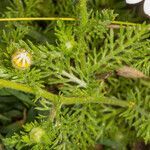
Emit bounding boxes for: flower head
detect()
[126,0,150,17]
[12,49,32,70]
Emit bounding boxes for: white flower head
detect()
[126,0,150,17]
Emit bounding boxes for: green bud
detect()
[29,127,45,143]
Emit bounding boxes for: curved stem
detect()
[0,79,58,104]
[0,79,128,107]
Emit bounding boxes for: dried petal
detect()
[116,66,148,79]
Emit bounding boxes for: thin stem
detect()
[0,17,77,22]
[0,17,144,26]
[0,79,128,107]
[112,21,141,26]
[0,17,149,29]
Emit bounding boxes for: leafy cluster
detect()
[0,0,149,150]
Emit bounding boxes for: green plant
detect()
[0,0,149,149]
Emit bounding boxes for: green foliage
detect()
[0,0,149,149]
[88,0,149,22]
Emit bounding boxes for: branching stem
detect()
[0,79,128,107]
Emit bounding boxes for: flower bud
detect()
[65,41,73,50]
[29,127,45,143]
[12,49,32,70]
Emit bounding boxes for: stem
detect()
[0,79,58,104]
[79,0,88,27]
[77,0,88,71]
[61,95,128,107]
[0,79,128,107]
[112,21,140,26]
[110,21,150,30]
[0,17,77,22]
[0,18,149,29]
